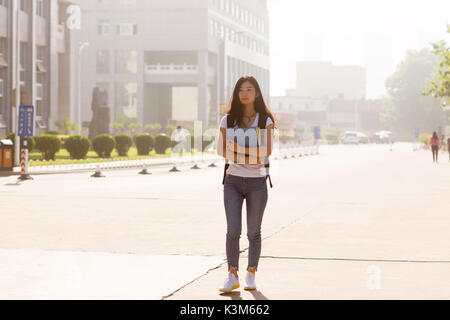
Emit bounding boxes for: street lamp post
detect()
[78,42,89,135]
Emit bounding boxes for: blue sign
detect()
[414,128,419,140]
[18,105,34,137]
[314,126,321,140]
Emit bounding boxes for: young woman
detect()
[216,76,276,293]
[430,132,440,163]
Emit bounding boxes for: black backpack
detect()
[222,113,273,188]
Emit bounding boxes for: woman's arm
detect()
[227,124,275,158]
[218,127,263,164]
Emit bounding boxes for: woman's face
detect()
[238,81,258,105]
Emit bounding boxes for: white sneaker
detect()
[219,273,240,293]
[244,272,256,291]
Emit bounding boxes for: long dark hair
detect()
[432,132,438,139]
[225,75,276,128]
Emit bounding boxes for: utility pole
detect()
[13,0,21,167]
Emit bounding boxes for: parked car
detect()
[356,132,369,144]
[376,131,395,144]
[372,133,382,144]
[342,131,359,144]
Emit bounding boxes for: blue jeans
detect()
[223,174,268,272]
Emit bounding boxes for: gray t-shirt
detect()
[220,113,273,178]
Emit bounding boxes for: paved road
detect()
[0,143,449,299]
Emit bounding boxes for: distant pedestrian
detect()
[430,132,440,163]
[447,134,450,162]
[173,126,186,157]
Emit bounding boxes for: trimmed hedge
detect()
[36,134,61,160]
[92,134,115,158]
[155,134,172,154]
[65,135,91,159]
[114,134,133,156]
[419,134,432,146]
[6,132,36,152]
[144,123,162,135]
[133,133,155,156]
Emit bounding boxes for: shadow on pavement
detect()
[219,291,243,300]
[219,289,269,300]
[3,182,22,186]
[249,290,269,300]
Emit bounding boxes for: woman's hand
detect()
[226,139,238,152]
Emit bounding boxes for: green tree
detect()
[110,112,142,135]
[423,24,450,105]
[54,119,78,135]
[144,123,162,135]
[384,48,444,135]
[379,97,398,130]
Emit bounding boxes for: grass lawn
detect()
[28,147,216,167]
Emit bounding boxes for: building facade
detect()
[271,61,380,132]
[271,95,383,132]
[0,0,81,137]
[78,0,270,130]
[286,61,366,101]
[270,95,328,131]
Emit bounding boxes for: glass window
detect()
[96,50,110,74]
[0,38,6,55]
[98,20,111,35]
[115,82,137,118]
[36,83,43,101]
[118,22,138,36]
[36,0,44,17]
[115,51,138,74]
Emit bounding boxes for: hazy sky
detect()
[267,0,450,99]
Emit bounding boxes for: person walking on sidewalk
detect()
[173,126,186,157]
[447,134,450,162]
[216,76,276,293]
[430,132,440,163]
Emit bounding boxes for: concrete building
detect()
[0,0,81,137]
[271,61,378,132]
[286,61,366,100]
[328,98,382,131]
[78,0,270,130]
[271,95,382,132]
[270,95,328,130]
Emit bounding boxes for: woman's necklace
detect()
[243,112,257,126]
